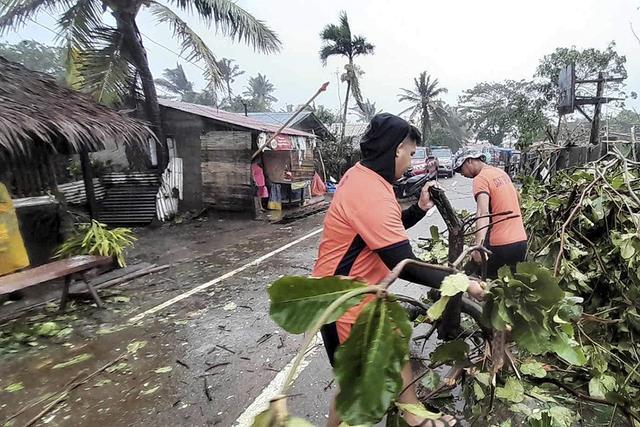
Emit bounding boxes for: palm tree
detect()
[243,73,277,112]
[0,0,280,167]
[398,72,449,144]
[319,11,374,143]
[217,57,244,103]
[155,64,195,99]
[350,98,379,123]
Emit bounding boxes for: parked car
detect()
[410,147,438,180]
[431,146,454,178]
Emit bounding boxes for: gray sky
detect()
[3,0,640,120]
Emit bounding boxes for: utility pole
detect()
[589,72,604,153]
[558,64,624,155]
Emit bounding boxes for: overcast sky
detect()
[3,0,640,120]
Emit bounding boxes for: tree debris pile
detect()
[514,152,640,425]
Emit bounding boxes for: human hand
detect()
[471,250,485,264]
[467,280,486,301]
[418,181,439,211]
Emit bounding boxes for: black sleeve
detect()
[401,203,427,229]
[377,240,450,289]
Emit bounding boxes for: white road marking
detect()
[234,334,323,427]
[128,227,323,323]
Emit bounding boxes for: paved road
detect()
[0,175,476,426]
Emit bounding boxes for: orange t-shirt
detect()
[313,163,409,324]
[472,166,527,247]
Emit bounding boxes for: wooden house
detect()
[158,99,318,213]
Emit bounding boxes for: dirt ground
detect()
[0,176,477,427]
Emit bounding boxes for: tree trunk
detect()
[421,105,429,147]
[117,12,167,169]
[227,80,233,103]
[340,78,351,145]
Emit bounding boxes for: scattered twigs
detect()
[612,147,640,208]
[204,362,230,372]
[203,377,212,402]
[24,353,126,427]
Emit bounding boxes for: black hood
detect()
[359,113,411,183]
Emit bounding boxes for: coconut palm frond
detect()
[154,77,181,94]
[74,26,137,106]
[56,0,103,52]
[150,1,223,89]
[168,0,281,53]
[0,0,60,34]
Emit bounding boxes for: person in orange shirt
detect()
[314,113,484,427]
[453,150,528,278]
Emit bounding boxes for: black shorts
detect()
[486,240,527,279]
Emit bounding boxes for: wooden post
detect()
[79,149,97,219]
[589,72,605,155]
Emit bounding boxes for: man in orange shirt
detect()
[314,114,483,427]
[453,150,527,278]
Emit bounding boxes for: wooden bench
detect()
[0,255,114,311]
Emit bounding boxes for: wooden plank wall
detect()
[290,148,315,182]
[201,131,253,210]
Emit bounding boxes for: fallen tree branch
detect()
[23,353,126,427]
[528,377,640,423]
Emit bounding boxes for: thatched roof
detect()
[0,56,154,159]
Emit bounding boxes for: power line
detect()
[138,31,209,75]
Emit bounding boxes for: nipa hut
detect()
[0,56,154,265]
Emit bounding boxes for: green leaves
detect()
[52,353,92,369]
[395,403,441,420]
[430,340,469,365]
[427,273,469,321]
[589,374,616,398]
[520,361,547,378]
[482,263,582,361]
[550,331,586,366]
[55,220,136,267]
[334,299,411,425]
[4,382,24,393]
[268,276,367,334]
[495,377,524,403]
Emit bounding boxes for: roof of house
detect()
[329,122,370,139]
[247,111,312,126]
[0,56,154,159]
[158,99,314,137]
[248,111,334,140]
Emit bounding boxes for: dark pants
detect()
[485,240,528,279]
[438,240,527,339]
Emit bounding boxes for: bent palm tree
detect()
[0,0,280,167]
[319,11,374,143]
[155,64,195,100]
[217,57,244,103]
[398,72,449,144]
[350,98,379,123]
[243,73,277,112]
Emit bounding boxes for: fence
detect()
[518,141,640,181]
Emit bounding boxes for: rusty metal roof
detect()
[158,99,314,137]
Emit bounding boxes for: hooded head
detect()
[359,113,422,183]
